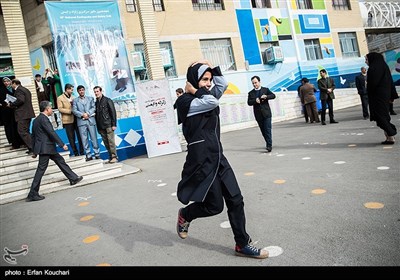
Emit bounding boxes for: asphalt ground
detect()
[1,103,399,273]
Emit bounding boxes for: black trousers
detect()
[29,153,78,197]
[321,97,334,122]
[17,118,32,150]
[64,121,84,155]
[360,94,369,118]
[181,169,250,247]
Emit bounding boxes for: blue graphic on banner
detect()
[30,48,46,78]
[44,1,135,100]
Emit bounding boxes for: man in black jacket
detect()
[94,86,118,163]
[247,76,276,152]
[355,66,369,120]
[27,101,83,202]
[318,69,338,125]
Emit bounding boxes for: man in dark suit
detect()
[355,66,369,120]
[247,76,276,152]
[10,79,36,154]
[27,101,83,202]
[318,69,338,125]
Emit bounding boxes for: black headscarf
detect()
[186,63,212,89]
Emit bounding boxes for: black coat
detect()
[11,86,35,122]
[318,77,335,100]
[176,90,240,205]
[32,113,64,155]
[95,95,117,130]
[355,74,367,95]
[247,86,276,121]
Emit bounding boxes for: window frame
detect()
[296,0,313,10]
[192,0,225,11]
[251,0,272,9]
[200,38,236,71]
[332,0,351,11]
[338,32,360,58]
[304,39,322,61]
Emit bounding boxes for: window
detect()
[125,0,165,13]
[200,39,236,71]
[43,43,58,71]
[332,0,351,11]
[339,32,360,58]
[192,0,225,11]
[153,0,165,12]
[125,0,137,12]
[304,39,322,61]
[296,0,313,9]
[251,0,271,8]
[133,42,176,81]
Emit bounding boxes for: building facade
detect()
[1,0,373,159]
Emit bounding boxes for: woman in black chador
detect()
[366,52,397,144]
[175,60,268,259]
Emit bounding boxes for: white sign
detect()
[136,79,182,158]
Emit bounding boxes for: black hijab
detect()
[186,63,212,89]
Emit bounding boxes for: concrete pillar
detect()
[136,0,165,80]
[1,0,38,114]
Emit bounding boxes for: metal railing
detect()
[363,1,400,28]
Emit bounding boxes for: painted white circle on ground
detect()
[348,144,357,147]
[334,161,346,164]
[276,154,285,157]
[220,221,231,228]
[157,183,167,187]
[263,246,283,257]
[171,192,177,196]
[302,157,311,160]
[383,146,392,149]
[320,142,328,145]
[377,166,390,170]
[356,133,364,135]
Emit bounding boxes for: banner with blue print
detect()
[44,1,135,100]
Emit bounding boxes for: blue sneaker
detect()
[176,208,190,239]
[235,243,269,259]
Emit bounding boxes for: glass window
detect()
[304,39,322,61]
[251,0,271,8]
[125,0,165,12]
[339,32,360,58]
[192,0,225,11]
[200,39,236,71]
[332,0,351,11]
[43,43,58,71]
[133,42,176,81]
[296,0,313,9]
[125,0,137,12]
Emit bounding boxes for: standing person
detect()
[0,77,22,149]
[173,88,184,124]
[175,60,268,259]
[93,86,118,163]
[247,76,276,152]
[318,69,338,125]
[365,52,397,144]
[299,78,320,123]
[355,67,369,120]
[27,101,83,202]
[34,74,49,105]
[57,83,84,156]
[297,80,309,123]
[9,79,35,154]
[72,85,100,161]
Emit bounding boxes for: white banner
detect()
[136,79,182,158]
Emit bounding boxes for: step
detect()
[0,147,32,158]
[1,156,86,178]
[0,152,71,172]
[0,164,141,205]
[1,159,105,192]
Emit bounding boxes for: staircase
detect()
[0,126,141,205]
